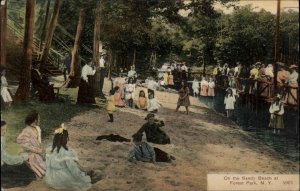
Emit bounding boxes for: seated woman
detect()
[128,133,156,163]
[136,114,170,145]
[45,124,101,191]
[16,110,46,178]
[1,121,36,188]
[128,133,175,163]
[147,93,161,113]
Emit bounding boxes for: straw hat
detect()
[289,64,298,69]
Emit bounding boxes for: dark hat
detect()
[144,113,155,120]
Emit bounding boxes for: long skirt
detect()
[153,147,175,163]
[1,87,13,102]
[200,86,208,96]
[177,96,190,107]
[77,78,95,104]
[1,163,36,189]
[114,91,125,107]
[207,87,215,97]
[270,114,284,129]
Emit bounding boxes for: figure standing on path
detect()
[167,72,174,89]
[77,62,96,104]
[192,78,199,97]
[200,77,208,97]
[16,110,46,178]
[124,77,135,108]
[207,77,215,97]
[269,95,284,134]
[99,55,107,98]
[224,89,236,118]
[63,53,71,81]
[175,81,190,115]
[1,68,13,109]
[106,89,117,122]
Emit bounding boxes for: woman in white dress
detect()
[224,89,236,118]
[124,77,135,108]
[1,69,13,109]
[45,124,101,191]
[192,78,199,97]
[207,77,215,97]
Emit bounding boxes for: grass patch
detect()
[2,87,104,154]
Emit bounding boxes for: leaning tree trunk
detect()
[93,1,101,95]
[14,0,35,103]
[0,0,7,67]
[40,0,61,71]
[39,0,51,52]
[68,8,86,87]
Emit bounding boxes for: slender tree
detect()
[69,8,86,82]
[40,0,62,70]
[39,0,51,51]
[0,0,7,67]
[14,0,36,103]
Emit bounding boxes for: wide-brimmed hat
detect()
[144,113,155,120]
[290,64,298,69]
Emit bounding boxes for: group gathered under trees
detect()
[0,0,298,104]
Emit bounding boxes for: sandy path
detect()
[7,79,298,191]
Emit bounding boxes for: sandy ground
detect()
[6,78,299,191]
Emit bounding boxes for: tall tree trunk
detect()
[14,0,35,103]
[40,0,61,71]
[0,0,7,67]
[68,8,86,87]
[39,0,51,52]
[93,1,101,64]
[132,48,136,67]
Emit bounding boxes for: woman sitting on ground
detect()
[135,90,147,110]
[16,110,46,178]
[44,124,101,191]
[1,121,36,188]
[128,133,175,163]
[136,113,170,145]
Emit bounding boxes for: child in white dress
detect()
[45,124,101,191]
[192,78,199,97]
[224,89,236,118]
[147,93,161,113]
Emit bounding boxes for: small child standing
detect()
[224,88,236,118]
[192,78,199,97]
[106,88,117,122]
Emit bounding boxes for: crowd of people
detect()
[212,61,298,105]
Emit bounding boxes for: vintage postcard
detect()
[1,0,299,190]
